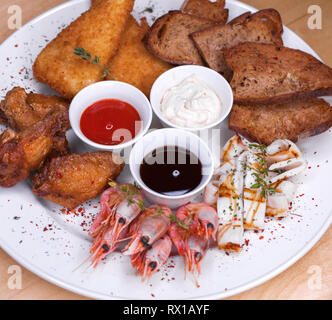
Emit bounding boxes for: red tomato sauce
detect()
[80,99,141,146]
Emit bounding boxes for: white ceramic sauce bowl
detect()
[129,128,214,209]
[69,81,152,151]
[150,65,233,131]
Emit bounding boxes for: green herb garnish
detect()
[170,213,193,231]
[119,184,145,209]
[74,47,112,79]
[140,7,153,14]
[250,173,276,198]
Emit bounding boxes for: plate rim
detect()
[0,0,331,300]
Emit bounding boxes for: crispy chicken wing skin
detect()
[0,106,69,188]
[32,152,125,209]
[33,0,134,99]
[0,87,69,131]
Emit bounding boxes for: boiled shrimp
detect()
[131,235,173,281]
[89,184,144,267]
[168,202,217,285]
[123,205,171,256]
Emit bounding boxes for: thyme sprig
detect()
[170,213,193,231]
[250,172,276,198]
[248,143,267,155]
[248,143,276,198]
[74,47,112,79]
[109,182,144,210]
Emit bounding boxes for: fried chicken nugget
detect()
[0,87,69,131]
[107,17,173,97]
[32,152,125,209]
[33,0,134,99]
[0,106,69,188]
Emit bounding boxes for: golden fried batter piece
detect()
[107,17,173,97]
[0,87,69,131]
[91,0,104,5]
[32,152,125,209]
[33,0,134,99]
[0,106,69,188]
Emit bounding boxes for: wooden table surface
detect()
[0,0,331,300]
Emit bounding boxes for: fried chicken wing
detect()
[0,87,69,131]
[33,0,134,99]
[32,152,125,209]
[0,106,69,188]
[107,17,173,97]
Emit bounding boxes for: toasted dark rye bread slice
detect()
[229,8,283,34]
[143,10,215,65]
[228,11,251,25]
[224,43,332,104]
[181,0,229,24]
[191,9,283,79]
[229,99,332,145]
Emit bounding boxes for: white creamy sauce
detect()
[160,75,222,128]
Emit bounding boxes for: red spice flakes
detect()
[14,44,18,47]
[244,239,250,246]
[259,236,264,240]
[43,227,48,232]
[56,171,62,179]
[151,293,155,298]
[308,166,311,169]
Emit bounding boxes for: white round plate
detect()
[0,0,331,300]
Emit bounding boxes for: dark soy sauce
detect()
[140,146,202,196]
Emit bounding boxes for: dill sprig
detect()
[74,47,112,79]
